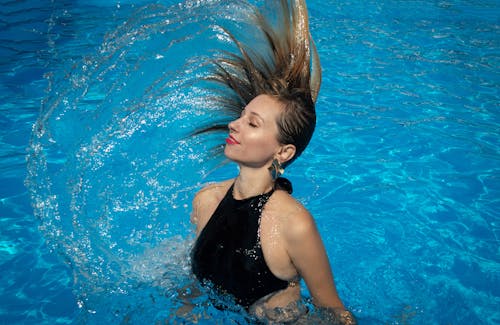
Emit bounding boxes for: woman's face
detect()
[224,94,283,168]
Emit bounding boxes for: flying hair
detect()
[195,0,322,165]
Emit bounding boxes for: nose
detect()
[228,117,240,132]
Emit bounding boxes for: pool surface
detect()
[1,0,499,324]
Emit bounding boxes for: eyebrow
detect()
[247,111,265,123]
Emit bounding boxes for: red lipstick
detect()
[225,135,239,145]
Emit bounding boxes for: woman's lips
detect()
[225,135,239,145]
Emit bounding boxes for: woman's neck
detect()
[233,167,274,200]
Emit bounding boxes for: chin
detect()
[223,146,235,160]
[224,148,245,165]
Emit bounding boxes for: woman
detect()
[190,0,355,323]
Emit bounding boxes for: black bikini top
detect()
[191,180,292,307]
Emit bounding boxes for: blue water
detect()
[1,0,499,324]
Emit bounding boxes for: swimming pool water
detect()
[1,0,499,324]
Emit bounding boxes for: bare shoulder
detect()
[193,179,233,204]
[191,179,234,234]
[268,190,317,240]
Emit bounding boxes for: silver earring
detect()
[268,158,284,180]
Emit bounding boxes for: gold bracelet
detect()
[337,310,357,325]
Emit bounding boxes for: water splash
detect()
[25,0,254,320]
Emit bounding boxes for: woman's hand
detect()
[334,308,357,325]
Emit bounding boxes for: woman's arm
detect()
[285,209,357,324]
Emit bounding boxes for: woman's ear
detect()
[277,144,296,165]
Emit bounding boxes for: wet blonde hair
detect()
[198,0,321,166]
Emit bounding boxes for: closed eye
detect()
[240,109,263,128]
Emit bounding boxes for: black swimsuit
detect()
[191,183,289,307]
